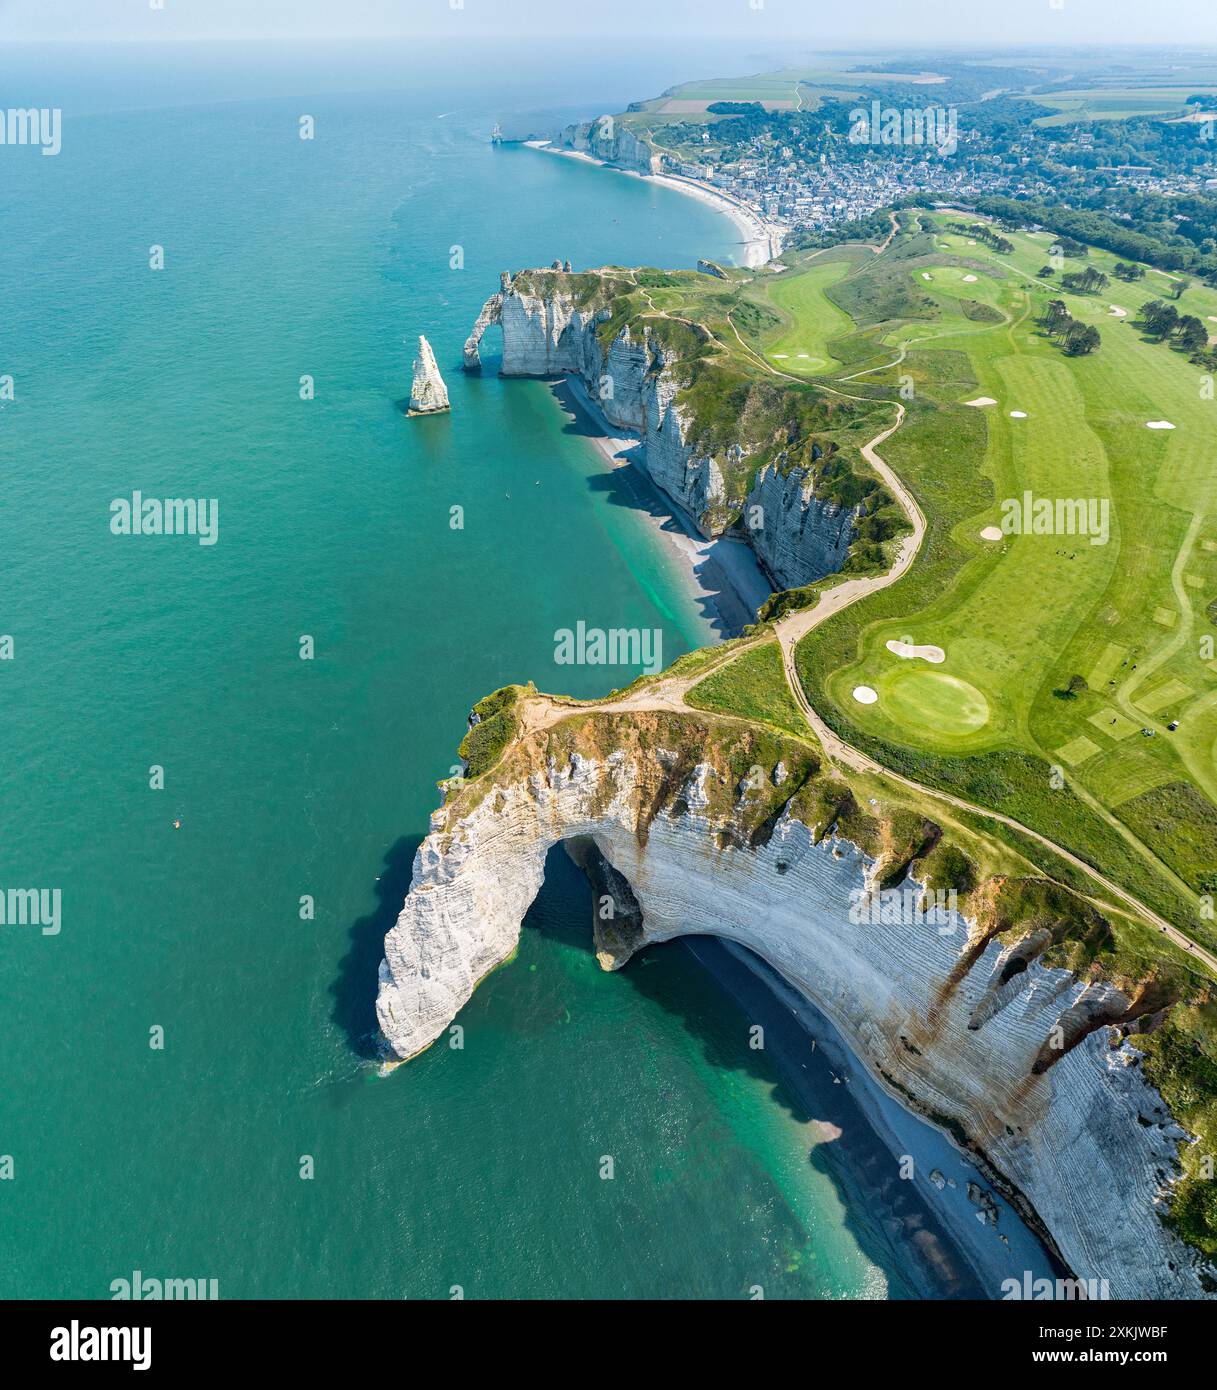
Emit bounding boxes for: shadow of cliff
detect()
[330,834,424,1059]
[549,377,769,638]
[529,844,993,1299]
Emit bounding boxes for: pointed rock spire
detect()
[408,335,450,416]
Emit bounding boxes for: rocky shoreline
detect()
[554,375,770,639]
[692,935,1065,1299]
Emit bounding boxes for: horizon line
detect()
[6,36,1217,49]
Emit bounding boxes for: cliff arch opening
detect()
[563,836,645,970]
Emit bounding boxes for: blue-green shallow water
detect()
[1,43,1033,1298]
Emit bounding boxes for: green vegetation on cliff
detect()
[457,685,520,778]
[507,263,908,561]
[686,640,807,738]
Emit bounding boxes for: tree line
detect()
[952,221,1014,253]
[971,195,1217,283]
[1038,300,1102,355]
[1137,299,1212,358]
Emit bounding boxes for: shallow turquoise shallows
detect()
[0,42,1034,1299]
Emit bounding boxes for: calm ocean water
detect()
[0,41,1036,1298]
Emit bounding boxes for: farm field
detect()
[764,212,1217,930]
[1019,85,1213,124]
[622,65,946,125]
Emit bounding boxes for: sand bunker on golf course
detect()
[1108,306,1128,317]
[962,274,978,282]
[1146,421,1176,430]
[964,396,997,407]
[852,686,879,705]
[1010,411,1028,419]
[979,526,1003,541]
[886,639,946,664]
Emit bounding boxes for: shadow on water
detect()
[330,834,424,1059]
[551,379,751,640]
[333,836,1030,1293]
[529,844,993,1298]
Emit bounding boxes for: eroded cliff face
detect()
[557,118,661,174]
[376,711,1210,1299]
[461,272,862,589]
[747,461,856,586]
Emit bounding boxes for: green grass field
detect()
[1022,87,1210,124]
[769,212,1217,921]
[686,639,810,738]
[762,260,854,374]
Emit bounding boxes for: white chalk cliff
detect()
[408,335,450,416]
[462,272,865,589]
[377,715,1213,1299]
[557,118,661,174]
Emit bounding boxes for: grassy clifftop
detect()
[436,638,1217,1264]
[506,265,906,550]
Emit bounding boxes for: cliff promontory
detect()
[376,667,1216,1299]
[462,266,906,590]
[555,117,661,174]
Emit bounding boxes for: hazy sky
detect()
[3,0,1215,46]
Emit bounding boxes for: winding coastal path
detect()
[518,394,1217,979]
[507,208,1216,977]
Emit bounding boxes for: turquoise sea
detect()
[0,40,1043,1298]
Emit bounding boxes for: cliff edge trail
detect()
[518,397,1217,980]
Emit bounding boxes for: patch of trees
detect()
[1038,299,1102,355]
[1137,300,1211,356]
[1051,234,1088,257]
[973,196,1217,283]
[954,221,1014,253]
[1059,266,1109,294]
[1113,262,1146,282]
[789,207,896,251]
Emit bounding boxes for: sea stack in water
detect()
[408,335,450,416]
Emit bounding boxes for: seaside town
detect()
[665,129,1217,245]
[540,90,1217,257]
[682,146,1012,239]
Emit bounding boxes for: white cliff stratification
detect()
[461,271,868,588]
[377,730,1211,1299]
[746,460,857,582]
[557,118,660,174]
[463,277,508,371]
[407,335,450,416]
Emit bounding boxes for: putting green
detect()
[789,205,1217,948]
[877,668,990,736]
